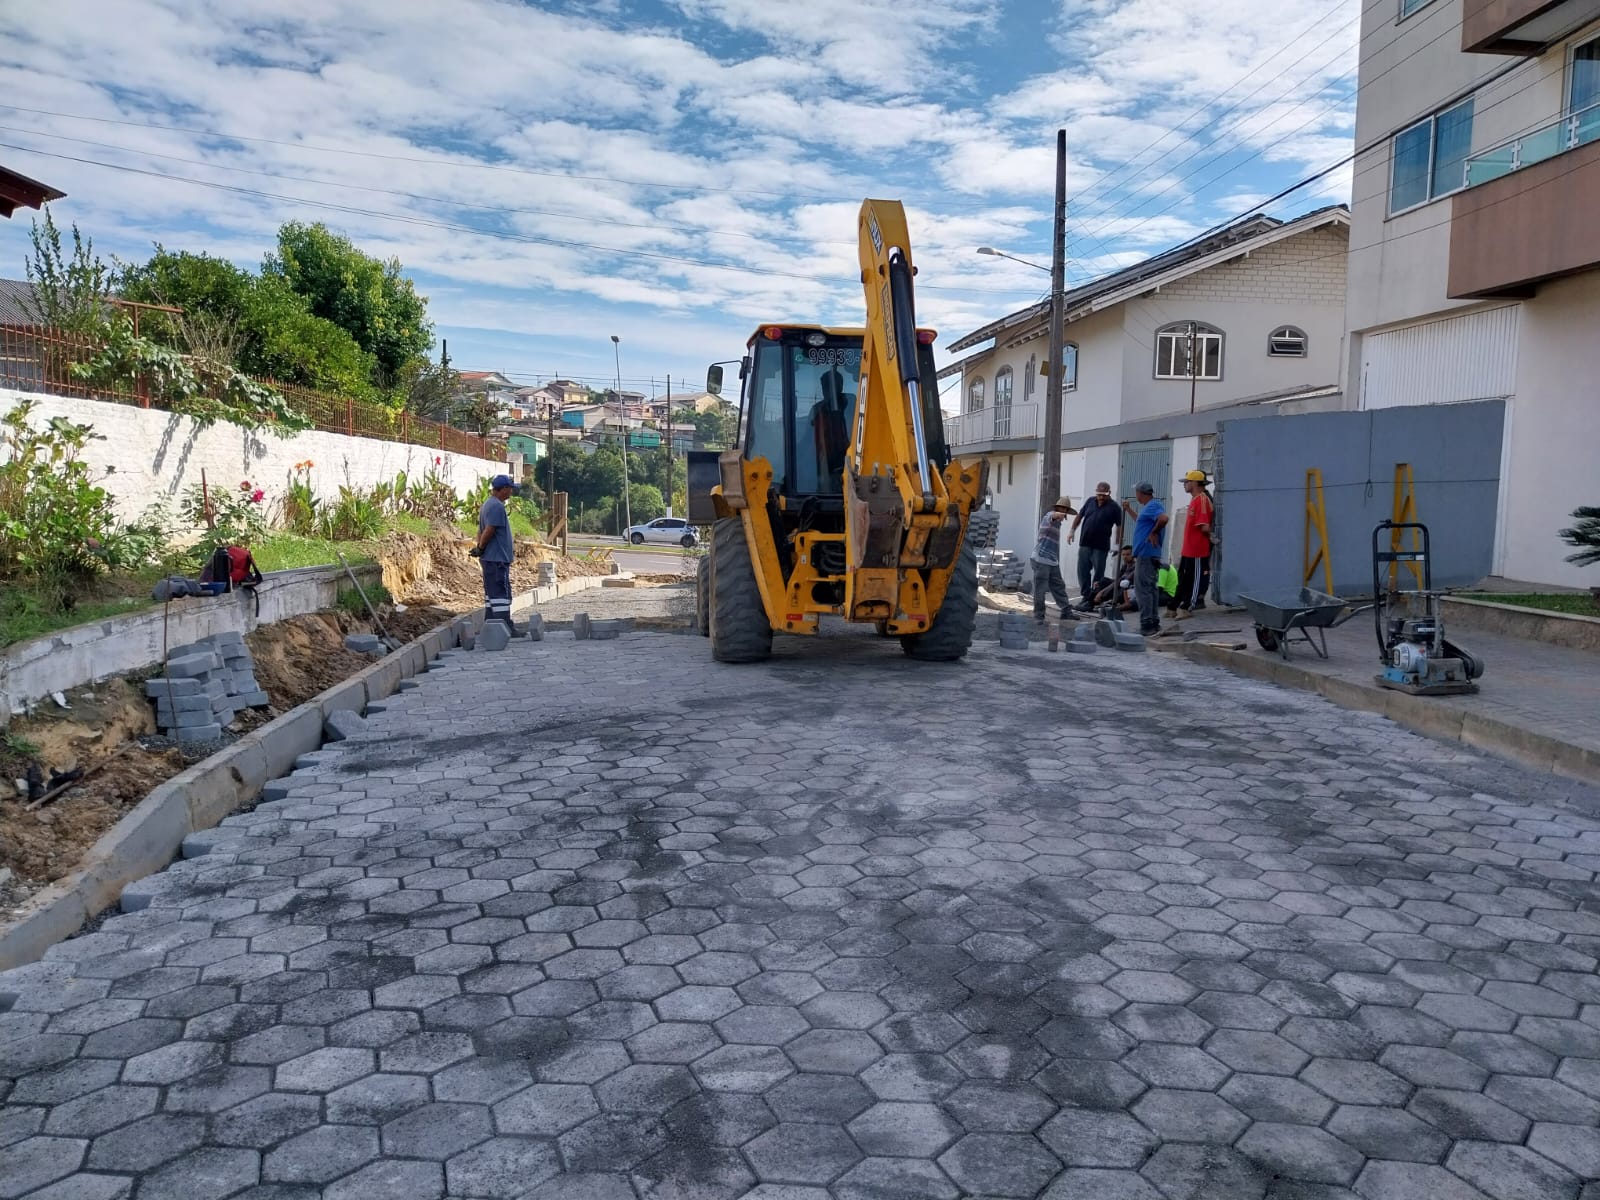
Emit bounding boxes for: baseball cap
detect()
[491,474,516,490]
[1184,470,1208,482]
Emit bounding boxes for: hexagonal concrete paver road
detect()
[3,629,1600,1198]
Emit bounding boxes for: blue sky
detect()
[0,0,1358,411]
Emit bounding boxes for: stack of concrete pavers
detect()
[537,560,556,587]
[978,547,1026,592]
[146,631,269,743]
[344,633,384,656]
[967,510,1000,550]
[997,612,1031,650]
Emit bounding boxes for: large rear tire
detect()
[710,518,772,662]
[695,555,710,637]
[901,531,979,661]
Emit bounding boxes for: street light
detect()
[611,335,632,533]
[976,246,1050,273]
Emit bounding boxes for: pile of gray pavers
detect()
[573,612,629,641]
[997,613,1032,650]
[1073,614,1145,653]
[145,631,270,743]
[978,547,1027,592]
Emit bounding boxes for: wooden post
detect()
[345,395,354,437]
[1389,463,1424,592]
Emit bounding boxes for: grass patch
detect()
[0,576,163,648]
[457,511,541,540]
[336,580,393,617]
[1460,592,1598,617]
[252,533,378,573]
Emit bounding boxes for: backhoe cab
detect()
[689,199,987,663]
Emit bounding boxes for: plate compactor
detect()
[1372,520,1483,696]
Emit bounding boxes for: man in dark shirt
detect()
[1068,481,1123,612]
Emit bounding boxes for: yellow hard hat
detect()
[1183,470,1208,482]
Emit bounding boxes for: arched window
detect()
[1268,325,1308,357]
[966,375,986,413]
[1023,353,1037,401]
[994,367,1013,408]
[1155,322,1224,380]
[1062,343,1079,392]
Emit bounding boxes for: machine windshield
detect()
[743,333,948,499]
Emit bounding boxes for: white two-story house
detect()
[943,207,1350,563]
[1344,0,1600,588]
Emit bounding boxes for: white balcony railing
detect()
[944,402,1040,447]
[1464,99,1600,187]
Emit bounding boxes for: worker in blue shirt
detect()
[1123,482,1169,636]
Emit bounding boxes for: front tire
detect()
[710,518,772,663]
[901,530,979,661]
[695,556,710,637]
[631,532,645,545]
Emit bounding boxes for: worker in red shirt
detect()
[1170,470,1214,619]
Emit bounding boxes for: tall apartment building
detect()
[1346,0,1600,587]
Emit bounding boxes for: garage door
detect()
[1360,305,1519,410]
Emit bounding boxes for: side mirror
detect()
[706,364,724,396]
[738,355,751,381]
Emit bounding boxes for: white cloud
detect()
[0,0,1356,383]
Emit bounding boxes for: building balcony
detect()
[1462,0,1600,54]
[1448,104,1600,297]
[944,402,1040,449]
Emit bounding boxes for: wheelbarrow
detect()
[1238,588,1373,660]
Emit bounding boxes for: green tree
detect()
[678,403,738,448]
[119,247,377,398]
[24,208,113,333]
[265,222,433,382]
[628,482,666,524]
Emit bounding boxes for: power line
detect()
[0,140,1045,298]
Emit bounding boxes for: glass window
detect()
[994,367,1013,408]
[1433,98,1474,197]
[1399,0,1436,17]
[1062,343,1079,392]
[966,376,985,413]
[746,341,786,490]
[1155,324,1223,380]
[1023,354,1037,401]
[1390,99,1474,212]
[1391,120,1433,212]
[1268,326,1307,357]
[1572,36,1600,114]
[791,344,859,496]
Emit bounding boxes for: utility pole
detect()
[546,397,556,525]
[1038,128,1067,522]
[1188,321,1198,415]
[664,375,673,515]
[611,335,632,530]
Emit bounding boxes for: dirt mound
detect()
[378,527,610,610]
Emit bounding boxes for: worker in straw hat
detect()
[1031,495,1078,623]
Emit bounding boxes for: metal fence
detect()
[0,323,505,461]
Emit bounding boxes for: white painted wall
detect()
[1,389,509,523]
[1504,272,1600,588]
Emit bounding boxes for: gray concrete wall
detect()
[1214,400,1506,603]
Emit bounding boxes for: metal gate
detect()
[1118,439,1171,515]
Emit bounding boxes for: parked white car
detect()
[625,517,699,547]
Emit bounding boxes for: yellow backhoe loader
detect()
[688,199,988,662]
